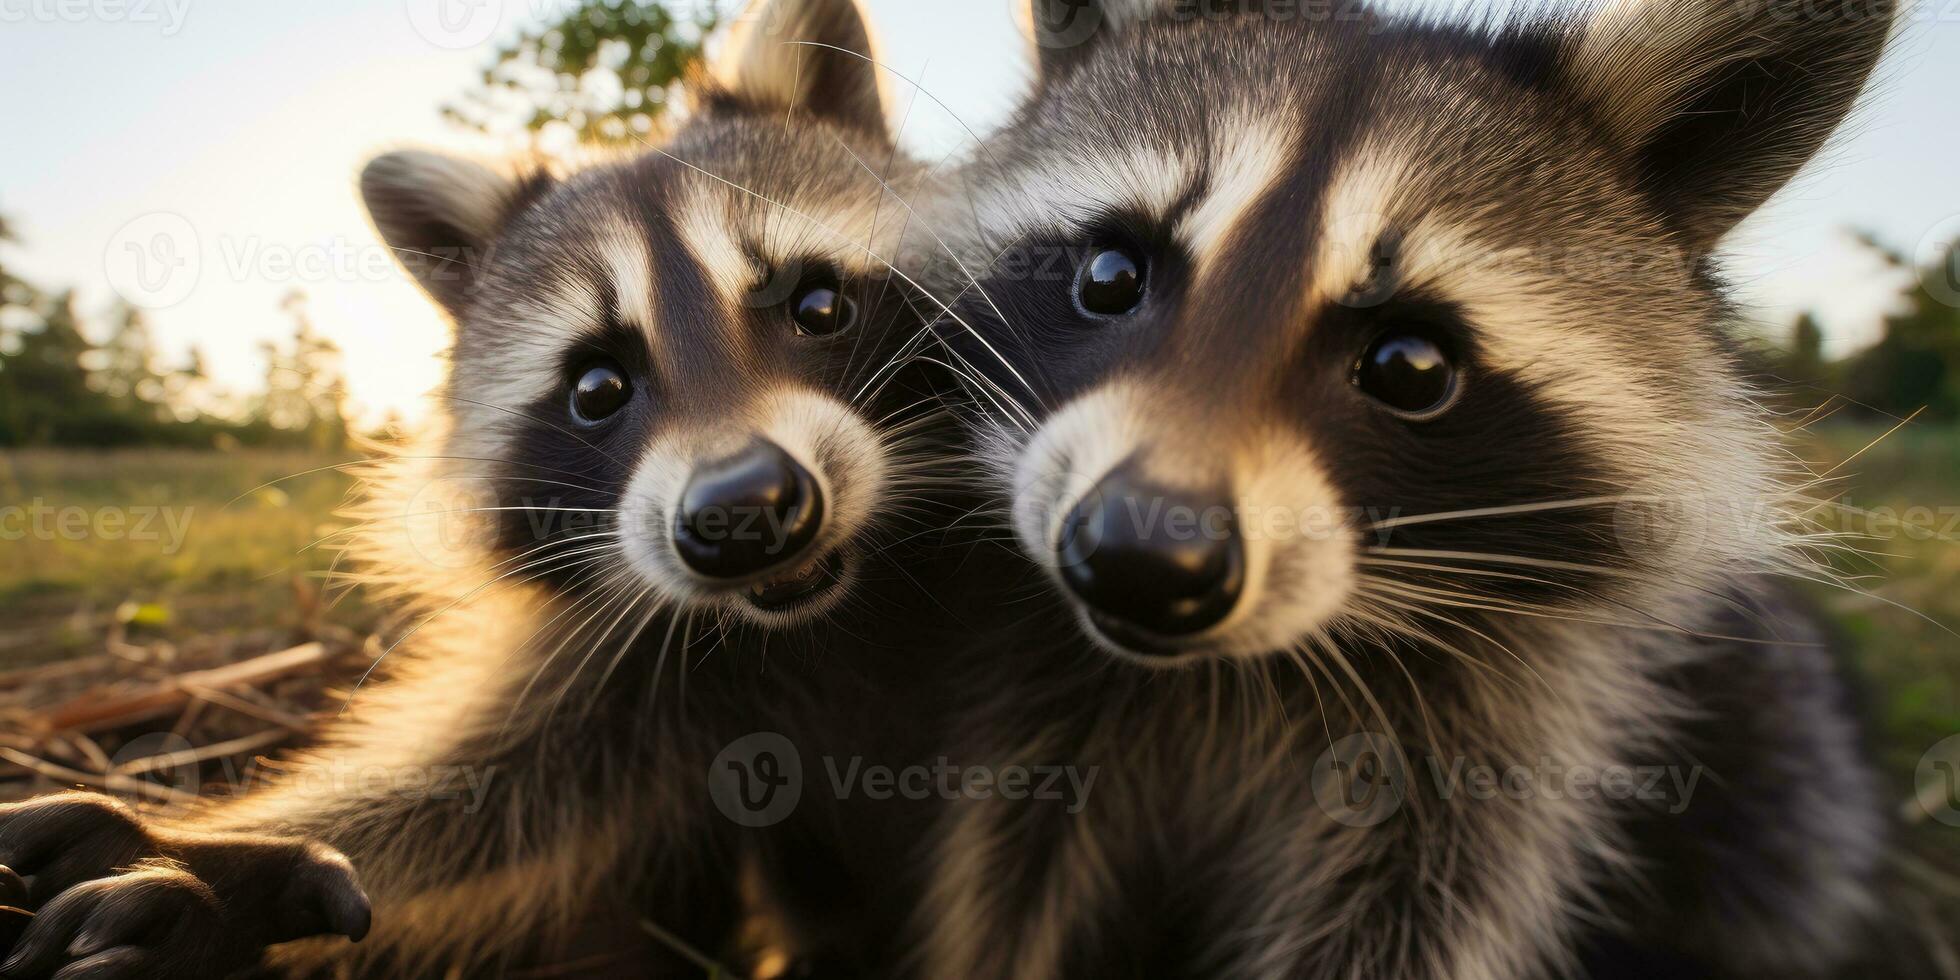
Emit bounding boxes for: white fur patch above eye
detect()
[595,219,657,332]
[675,182,759,307]
[966,140,1192,250]
[1177,113,1299,280]
[1311,149,1408,305]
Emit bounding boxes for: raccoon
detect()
[0,0,963,975]
[911,0,1897,977]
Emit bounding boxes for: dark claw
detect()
[0,867,27,909]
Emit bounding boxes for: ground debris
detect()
[0,625,373,808]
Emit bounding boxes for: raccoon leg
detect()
[1589,582,1884,977]
[167,646,714,978]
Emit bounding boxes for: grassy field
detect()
[0,448,377,667]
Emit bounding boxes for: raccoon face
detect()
[364,0,926,628]
[940,0,1892,662]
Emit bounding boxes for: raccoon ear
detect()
[360,151,547,319]
[1023,0,1167,79]
[1555,0,1893,251]
[711,0,888,137]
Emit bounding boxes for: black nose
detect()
[673,439,824,579]
[1056,463,1245,646]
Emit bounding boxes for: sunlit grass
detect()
[0,448,371,665]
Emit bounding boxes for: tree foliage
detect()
[442,0,719,145]
[1770,236,1960,422]
[0,216,351,449]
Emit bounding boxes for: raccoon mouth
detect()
[745,550,846,611]
[1082,610,1197,659]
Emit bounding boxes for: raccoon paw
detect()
[0,794,156,911]
[0,843,369,980]
[0,863,227,979]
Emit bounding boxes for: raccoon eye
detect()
[1077,246,1146,316]
[1355,333,1457,418]
[790,282,857,337]
[570,361,631,425]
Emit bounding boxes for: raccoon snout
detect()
[672,438,826,580]
[1056,461,1246,650]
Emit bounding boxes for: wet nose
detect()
[673,439,824,579]
[1056,462,1245,647]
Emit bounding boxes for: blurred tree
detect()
[442,0,719,146]
[0,290,141,445]
[1785,313,1829,384]
[0,218,345,448]
[1835,234,1960,421]
[86,303,169,410]
[256,291,349,451]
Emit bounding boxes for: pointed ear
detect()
[360,151,550,318]
[1554,0,1894,251]
[711,0,889,137]
[1023,0,1167,80]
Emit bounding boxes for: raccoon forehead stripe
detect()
[969,140,1191,244]
[1176,114,1301,280]
[1310,150,1409,305]
[597,218,657,332]
[674,181,758,304]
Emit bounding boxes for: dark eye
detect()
[1355,333,1457,417]
[570,361,631,425]
[790,281,856,336]
[1077,246,1146,316]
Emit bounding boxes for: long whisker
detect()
[817,127,1047,414]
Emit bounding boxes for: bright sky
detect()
[1,0,1955,423]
